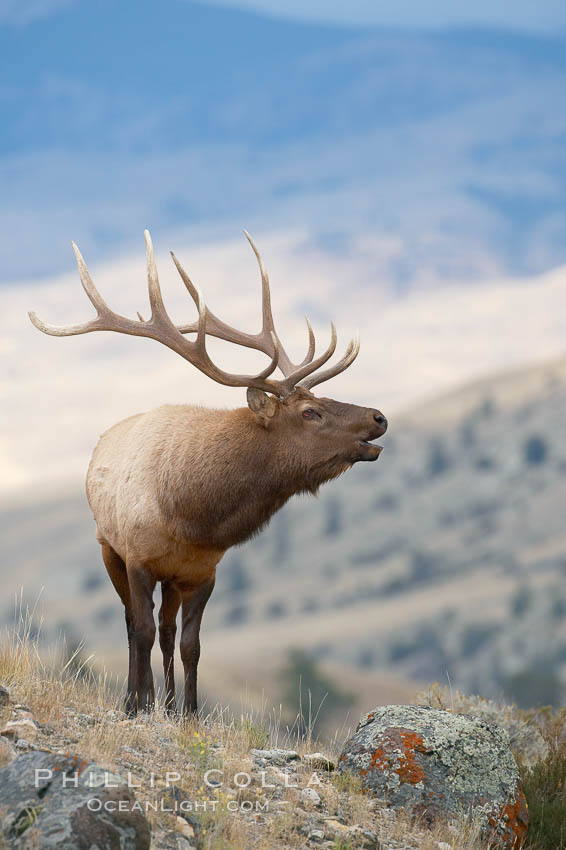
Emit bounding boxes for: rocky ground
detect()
[0,633,564,849]
[0,695,473,850]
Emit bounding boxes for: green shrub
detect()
[520,737,566,849]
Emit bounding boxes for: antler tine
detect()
[28,241,134,337]
[298,316,316,368]
[144,230,168,320]
[275,322,337,395]
[27,308,96,337]
[72,241,113,317]
[243,229,306,377]
[242,229,275,338]
[300,335,360,391]
[247,332,281,383]
[170,251,200,310]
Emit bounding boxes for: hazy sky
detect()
[2,0,566,31]
[195,0,566,33]
[1,0,565,284]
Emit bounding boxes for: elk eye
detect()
[302,408,320,420]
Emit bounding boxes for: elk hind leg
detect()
[127,564,157,713]
[179,577,216,716]
[100,542,137,714]
[159,581,181,714]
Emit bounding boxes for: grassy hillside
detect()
[2,355,566,716]
[1,630,564,850]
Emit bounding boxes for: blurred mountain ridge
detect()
[2,0,565,281]
[3,352,566,709]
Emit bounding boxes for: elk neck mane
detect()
[154,403,346,550]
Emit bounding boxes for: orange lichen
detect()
[367,746,388,773]
[488,788,529,849]
[366,730,426,786]
[396,732,426,785]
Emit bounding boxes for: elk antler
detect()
[29,231,360,397]
[170,231,359,395]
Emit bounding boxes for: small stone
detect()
[325,822,378,849]
[250,747,300,764]
[308,829,325,843]
[15,739,37,750]
[437,844,453,850]
[267,799,290,811]
[176,815,195,839]
[1,718,38,741]
[106,709,122,721]
[350,826,380,849]
[14,709,34,721]
[0,685,10,706]
[265,767,287,785]
[303,753,336,771]
[300,787,321,807]
[0,737,16,765]
[122,745,143,758]
[325,819,349,833]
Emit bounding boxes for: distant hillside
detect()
[1,1,565,282]
[2,355,566,711]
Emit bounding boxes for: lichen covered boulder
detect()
[0,751,151,849]
[337,704,528,848]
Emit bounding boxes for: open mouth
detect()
[356,438,383,462]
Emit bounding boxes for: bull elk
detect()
[29,230,387,715]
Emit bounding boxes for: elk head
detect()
[29,229,387,481]
[247,386,386,486]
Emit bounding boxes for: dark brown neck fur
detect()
[156,405,349,550]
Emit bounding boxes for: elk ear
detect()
[247,388,278,426]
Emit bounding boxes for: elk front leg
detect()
[159,581,181,714]
[127,565,157,713]
[100,543,137,714]
[179,578,216,715]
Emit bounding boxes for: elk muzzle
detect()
[354,409,387,462]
